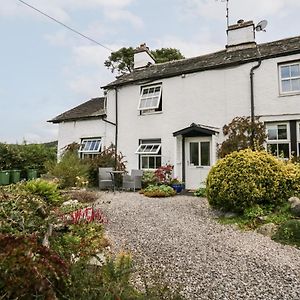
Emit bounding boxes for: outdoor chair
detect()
[122,169,143,191]
[98,167,114,190]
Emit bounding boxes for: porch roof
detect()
[173,123,219,137]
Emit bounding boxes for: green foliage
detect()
[218,202,294,231]
[194,187,206,197]
[47,151,90,188]
[243,205,265,219]
[151,48,185,64]
[206,149,293,212]
[142,184,176,198]
[0,234,69,299]
[85,145,127,186]
[50,222,107,261]
[104,46,135,74]
[0,179,185,300]
[272,220,300,247]
[0,184,52,235]
[0,142,56,175]
[104,46,185,75]
[218,116,267,158]
[142,171,158,188]
[24,179,62,205]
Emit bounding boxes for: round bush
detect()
[272,220,300,247]
[206,149,291,212]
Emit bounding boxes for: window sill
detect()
[278,91,300,98]
[138,111,163,116]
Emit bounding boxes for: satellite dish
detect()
[256,20,268,32]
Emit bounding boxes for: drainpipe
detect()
[114,88,118,170]
[250,59,262,148]
[101,88,118,170]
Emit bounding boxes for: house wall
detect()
[105,52,300,176]
[57,118,115,157]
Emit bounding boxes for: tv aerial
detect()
[255,20,268,32]
[216,0,230,29]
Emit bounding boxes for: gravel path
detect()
[96,192,300,300]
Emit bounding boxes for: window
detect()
[189,141,210,166]
[136,139,162,169]
[279,63,300,94]
[79,138,102,159]
[266,123,290,159]
[138,84,162,112]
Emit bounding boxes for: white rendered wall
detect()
[105,53,300,176]
[134,51,155,69]
[227,25,255,46]
[57,119,115,157]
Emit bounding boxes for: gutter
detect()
[249,58,262,148]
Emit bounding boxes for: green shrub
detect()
[24,179,62,205]
[206,149,293,212]
[143,184,176,198]
[272,220,300,247]
[142,171,158,188]
[0,234,68,299]
[47,151,90,188]
[194,187,206,197]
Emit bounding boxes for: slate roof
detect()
[103,36,300,89]
[49,97,106,123]
[173,123,220,137]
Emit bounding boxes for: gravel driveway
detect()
[96,192,300,300]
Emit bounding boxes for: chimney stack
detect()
[133,43,156,69]
[226,20,256,52]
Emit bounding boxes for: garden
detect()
[0,142,184,299]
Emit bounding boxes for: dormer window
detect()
[138,84,162,112]
[279,62,300,94]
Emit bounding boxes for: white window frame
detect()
[189,141,211,167]
[279,62,300,95]
[138,84,162,111]
[79,138,102,157]
[266,123,290,159]
[136,140,162,170]
[135,143,161,155]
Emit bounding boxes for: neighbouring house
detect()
[48,97,115,158]
[50,20,300,189]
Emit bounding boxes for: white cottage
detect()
[50,20,300,189]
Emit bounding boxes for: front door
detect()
[185,137,212,190]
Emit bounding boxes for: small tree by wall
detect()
[218,116,267,158]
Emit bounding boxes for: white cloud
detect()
[104,9,144,28]
[152,33,224,58]
[181,0,300,22]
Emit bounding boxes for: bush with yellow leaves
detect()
[206,149,300,212]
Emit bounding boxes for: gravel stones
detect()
[97,192,300,300]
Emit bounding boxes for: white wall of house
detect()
[105,52,300,185]
[57,118,115,157]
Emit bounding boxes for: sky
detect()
[1,0,300,143]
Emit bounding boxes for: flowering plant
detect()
[154,164,173,184]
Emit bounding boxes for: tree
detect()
[218,116,267,158]
[104,47,185,75]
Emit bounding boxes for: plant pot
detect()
[10,169,21,184]
[27,169,38,180]
[171,183,183,193]
[0,170,10,185]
